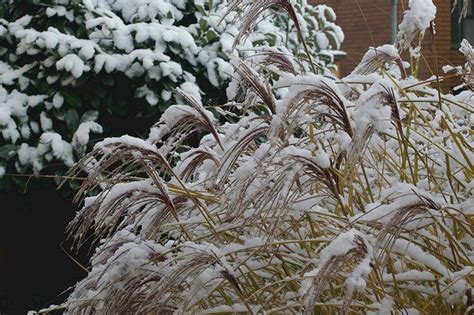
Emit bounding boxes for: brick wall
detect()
[311,0,465,90]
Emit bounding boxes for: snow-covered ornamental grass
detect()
[0,0,342,189]
[59,0,473,314]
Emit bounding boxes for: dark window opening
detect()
[452,0,474,48]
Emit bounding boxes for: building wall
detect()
[311,0,465,90]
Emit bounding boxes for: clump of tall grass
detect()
[58,1,473,314]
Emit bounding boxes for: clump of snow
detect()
[351,45,402,75]
[72,121,103,152]
[397,0,436,51]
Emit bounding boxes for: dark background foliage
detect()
[0,0,228,191]
[0,182,89,314]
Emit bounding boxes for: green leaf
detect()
[65,109,80,132]
[80,110,99,123]
[217,51,230,61]
[265,33,277,46]
[0,145,18,161]
[325,31,338,50]
[324,7,336,22]
[53,173,62,186]
[103,76,114,86]
[94,87,106,98]
[206,30,218,43]
[91,96,101,109]
[74,75,89,87]
[62,91,82,108]
[196,5,206,16]
[110,98,129,116]
[53,108,66,121]
[68,178,81,190]
[199,18,208,31]
[36,80,49,94]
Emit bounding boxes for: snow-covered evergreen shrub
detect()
[55,1,474,313]
[0,0,343,189]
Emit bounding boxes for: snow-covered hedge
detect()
[57,1,473,313]
[0,0,343,189]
